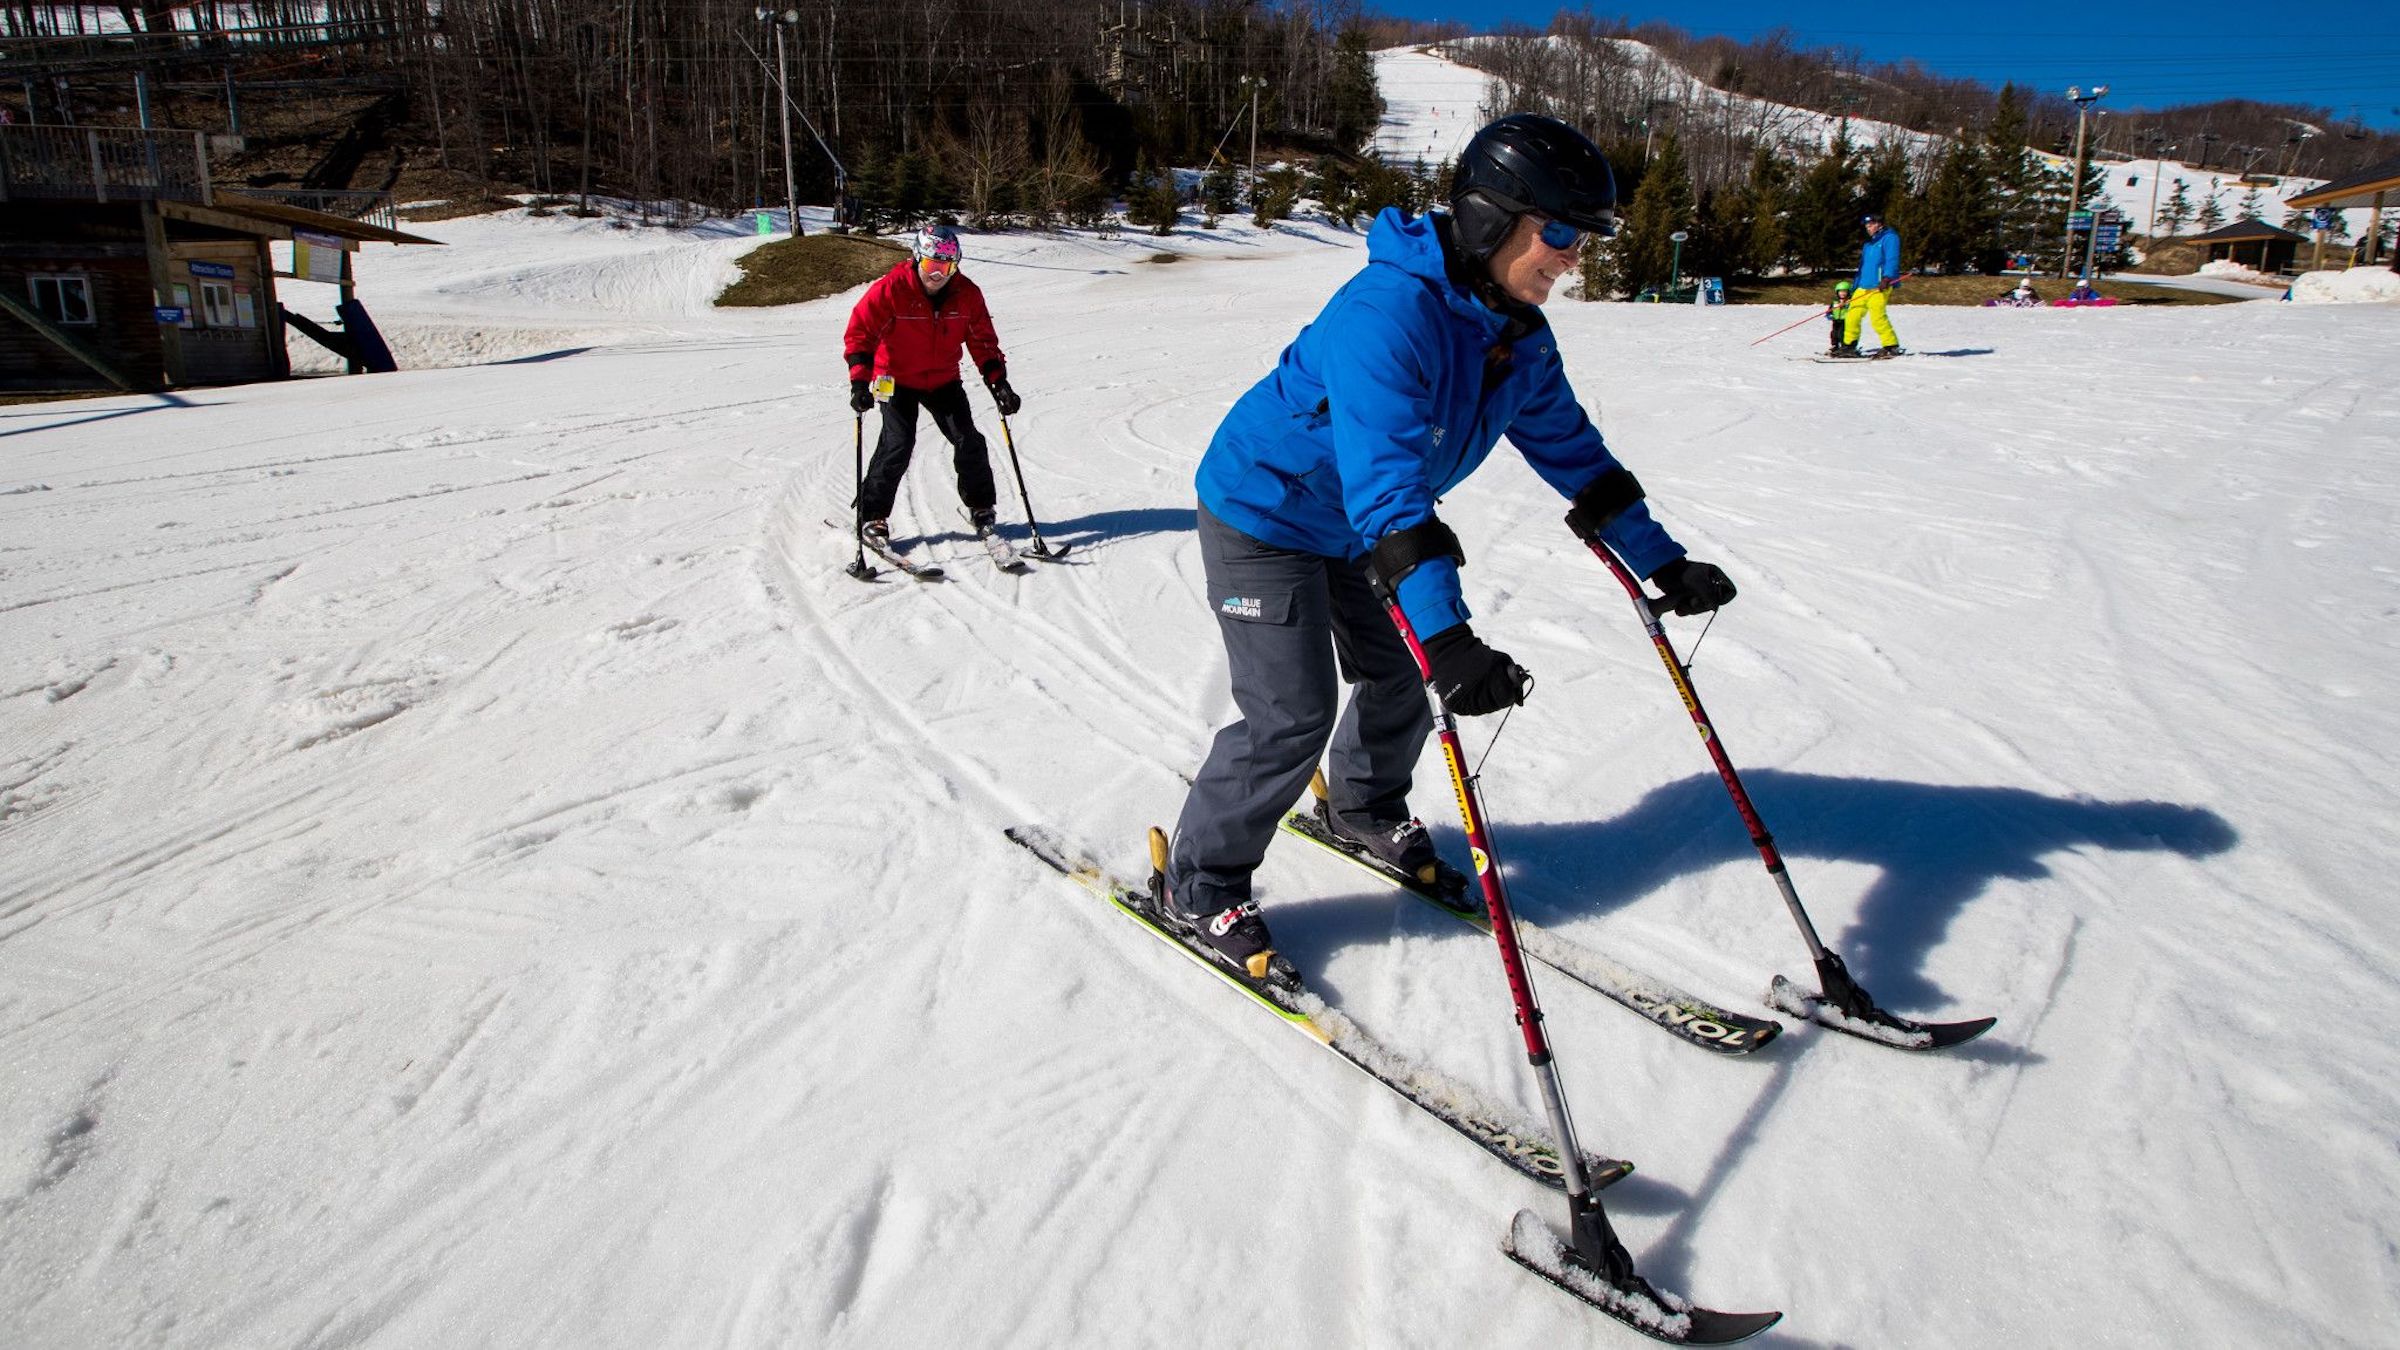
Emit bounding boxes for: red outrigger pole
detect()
[1579,538,1997,1051]
[1374,580,1781,1344]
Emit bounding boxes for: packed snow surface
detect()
[5,195,2400,1349]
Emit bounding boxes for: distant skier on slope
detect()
[1832,212,1904,359]
[842,225,1023,544]
[1163,114,1739,976]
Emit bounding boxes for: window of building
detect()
[29,274,94,325]
[201,281,237,328]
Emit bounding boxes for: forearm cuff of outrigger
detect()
[1368,517,1465,592]
[1565,467,1644,541]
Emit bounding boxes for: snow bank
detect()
[2288,267,2400,304]
[2198,258,2277,284]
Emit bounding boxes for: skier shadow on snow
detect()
[1029,505,1196,552]
[1453,770,2235,1013]
[1907,347,1996,358]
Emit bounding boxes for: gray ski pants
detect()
[1169,506,1434,917]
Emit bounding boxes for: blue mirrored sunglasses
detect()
[1536,214,1615,249]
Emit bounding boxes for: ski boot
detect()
[1315,795,1473,907]
[1148,828,1299,991]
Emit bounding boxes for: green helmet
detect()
[1834,280,1855,292]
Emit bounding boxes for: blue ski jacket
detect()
[1855,227,1903,290]
[1194,208,1682,638]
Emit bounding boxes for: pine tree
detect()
[1619,132,1695,294]
[1786,125,1861,276]
[1329,29,1384,153]
[2022,160,2077,273]
[2158,179,2195,237]
[1577,234,1625,301]
[1916,137,1991,274]
[1982,85,2043,267]
[1740,146,1789,277]
[2238,186,2264,222]
[2198,191,2226,232]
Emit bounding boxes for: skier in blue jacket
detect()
[1166,114,1738,979]
[1833,213,1904,357]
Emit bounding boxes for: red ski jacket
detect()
[842,262,1006,393]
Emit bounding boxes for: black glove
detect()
[1423,623,1529,717]
[988,377,1022,416]
[1649,557,1737,616]
[849,379,875,414]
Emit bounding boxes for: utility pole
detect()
[2060,84,2107,279]
[2146,141,2174,239]
[759,8,803,237]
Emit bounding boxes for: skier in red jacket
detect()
[842,225,1021,542]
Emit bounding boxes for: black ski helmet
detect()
[1449,114,1618,261]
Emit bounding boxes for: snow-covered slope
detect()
[1376,44,2381,240]
[5,199,2399,1348]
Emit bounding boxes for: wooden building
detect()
[2284,153,2400,269]
[1,124,437,394]
[2183,217,2309,275]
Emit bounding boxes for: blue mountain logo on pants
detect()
[1220,596,1264,619]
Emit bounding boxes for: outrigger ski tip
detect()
[1504,1211,1782,1345]
[1765,974,1997,1051]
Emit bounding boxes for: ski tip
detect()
[1765,975,1998,1052]
[1502,1212,1783,1344]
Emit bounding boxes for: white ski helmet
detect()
[913,224,963,264]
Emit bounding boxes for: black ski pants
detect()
[859,379,997,523]
[1169,506,1433,918]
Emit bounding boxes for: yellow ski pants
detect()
[1842,287,1899,349]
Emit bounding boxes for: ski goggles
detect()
[918,255,958,274]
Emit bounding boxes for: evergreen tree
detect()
[2238,186,2264,221]
[1128,157,1181,235]
[1916,137,1991,274]
[2197,191,2226,232]
[2021,160,2077,272]
[1618,132,1695,294]
[1355,159,1413,225]
[1786,126,1861,275]
[1253,165,1304,227]
[1740,145,1789,277]
[1858,139,1910,222]
[1202,164,1240,216]
[1329,29,1384,152]
[1308,156,1354,226]
[1982,85,2043,266]
[1687,185,1743,283]
[2157,179,2195,237]
[846,144,892,233]
[1577,233,1625,301]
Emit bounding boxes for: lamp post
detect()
[1237,75,1266,205]
[758,8,802,237]
[2060,84,2107,279]
[1669,229,1688,298]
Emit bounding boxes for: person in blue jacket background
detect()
[1834,212,1904,357]
[1165,114,1739,981]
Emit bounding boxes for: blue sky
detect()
[1376,3,2400,132]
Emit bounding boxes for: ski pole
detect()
[995,413,1061,559]
[1747,310,1824,347]
[1369,580,1645,1299]
[845,411,873,581]
[1577,536,1994,1049]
